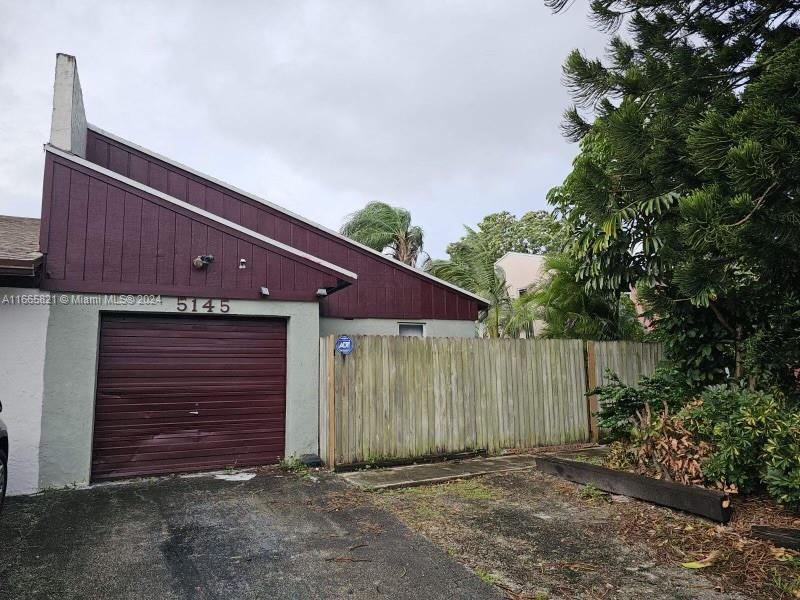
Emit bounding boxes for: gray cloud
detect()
[0,0,606,258]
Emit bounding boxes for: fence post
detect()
[325,335,336,468]
[585,341,599,442]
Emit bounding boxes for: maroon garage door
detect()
[92,313,287,480]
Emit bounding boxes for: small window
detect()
[399,323,424,337]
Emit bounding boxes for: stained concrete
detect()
[340,454,538,490]
[0,469,501,600]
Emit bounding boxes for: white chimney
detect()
[49,53,87,157]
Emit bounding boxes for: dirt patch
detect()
[372,469,799,599]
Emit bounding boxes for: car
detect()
[0,401,7,513]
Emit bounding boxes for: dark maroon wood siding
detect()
[85,129,482,320]
[40,152,347,300]
[92,313,286,480]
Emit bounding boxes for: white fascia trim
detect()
[45,144,358,282]
[87,123,489,305]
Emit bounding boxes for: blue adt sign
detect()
[335,335,354,355]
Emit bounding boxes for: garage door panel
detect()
[93,427,285,447]
[93,432,285,456]
[95,407,287,423]
[92,451,284,479]
[93,423,286,444]
[92,313,287,480]
[94,396,287,410]
[99,324,286,337]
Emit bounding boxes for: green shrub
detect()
[683,386,800,506]
[594,366,694,441]
[762,410,800,505]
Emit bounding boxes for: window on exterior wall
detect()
[398,323,424,337]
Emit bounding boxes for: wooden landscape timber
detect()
[750,526,800,550]
[535,455,733,523]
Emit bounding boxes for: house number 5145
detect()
[176,297,230,313]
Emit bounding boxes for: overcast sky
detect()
[0,1,606,259]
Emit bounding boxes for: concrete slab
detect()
[340,454,538,490]
[0,469,501,600]
[547,445,609,461]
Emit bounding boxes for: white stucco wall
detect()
[320,317,477,338]
[49,54,87,158]
[38,294,320,490]
[0,289,50,495]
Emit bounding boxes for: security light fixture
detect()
[239,258,248,269]
[192,255,214,270]
[260,287,270,297]
[316,288,328,298]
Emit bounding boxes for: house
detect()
[495,251,546,336]
[0,54,486,494]
[494,252,546,299]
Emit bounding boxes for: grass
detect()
[570,454,605,466]
[577,484,608,501]
[474,568,499,585]
[394,479,496,501]
[278,457,309,475]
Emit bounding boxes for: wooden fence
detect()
[319,336,664,467]
[585,341,665,440]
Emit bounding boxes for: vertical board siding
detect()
[325,336,594,465]
[86,130,480,321]
[41,154,341,300]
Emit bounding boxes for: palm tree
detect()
[340,202,424,266]
[532,254,643,340]
[425,236,512,338]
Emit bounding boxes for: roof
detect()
[0,215,42,266]
[88,123,489,307]
[45,144,358,284]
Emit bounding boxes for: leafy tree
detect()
[340,202,424,266]
[531,253,644,340]
[425,235,511,337]
[446,210,562,265]
[548,0,800,385]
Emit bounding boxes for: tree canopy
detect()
[340,201,424,266]
[548,0,800,385]
[445,211,562,265]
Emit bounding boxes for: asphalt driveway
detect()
[0,469,500,600]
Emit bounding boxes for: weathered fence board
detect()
[589,340,664,387]
[585,341,665,440]
[326,336,594,465]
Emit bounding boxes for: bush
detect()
[683,386,800,506]
[599,377,800,506]
[594,366,694,441]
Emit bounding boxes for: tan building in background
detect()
[495,252,546,298]
[495,252,547,336]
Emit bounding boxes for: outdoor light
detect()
[260,287,270,297]
[192,255,214,270]
[316,288,328,298]
[239,258,248,269]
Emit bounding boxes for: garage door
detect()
[92,313,287,480]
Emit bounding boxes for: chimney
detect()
[49,53,87,157]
